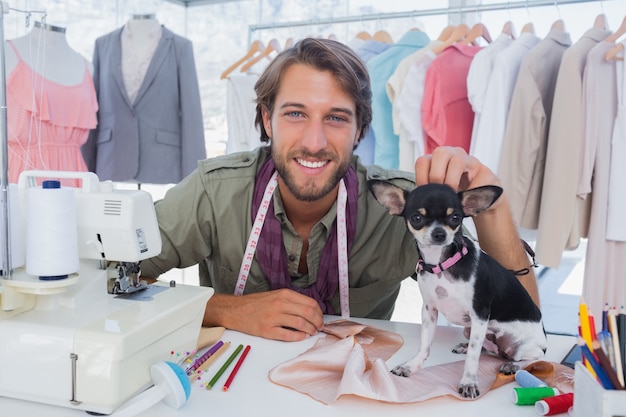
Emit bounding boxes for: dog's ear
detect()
[367,180,407,216]
[458,185,503,217]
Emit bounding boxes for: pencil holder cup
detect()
[573,362,626,417]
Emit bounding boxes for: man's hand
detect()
[415,146,501,198]
[202,289,324,342]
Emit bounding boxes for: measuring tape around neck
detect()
[234,171,350,318]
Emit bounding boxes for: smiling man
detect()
[140,38,538,342]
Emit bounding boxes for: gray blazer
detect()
[82,26,206,184]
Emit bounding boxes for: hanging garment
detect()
[497,29,572,229]
[6,40,97,186]
[395,49,438,171]
[422,43,481,155]
[606,40,626,243]
[578,41,626,316]
[466,34,513,157]
[535,27,611,268]
[351,40,392,165]
[225,74,261,153]
[470,32,540,173]
[82,26,205,184]
[368,30,431,169]
[388,40,443,172]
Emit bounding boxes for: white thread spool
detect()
[25,180,79,279]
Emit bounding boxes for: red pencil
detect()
[589,313,598,341]
[222,345,251,391]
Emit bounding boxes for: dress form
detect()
[122,14,162,103]
[5,21,90,86]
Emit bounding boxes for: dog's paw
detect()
[452,342,469,354]
[458,382,480,398]
[390,364,414,377]
[499,361,520,375]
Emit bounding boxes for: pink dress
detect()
[7,40,98,187]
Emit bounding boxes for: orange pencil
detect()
[222,345,251,391]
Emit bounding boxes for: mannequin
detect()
[121,14,162,103]
[5,21,98,185]
[5,21,91,85]
[83,13,206,185]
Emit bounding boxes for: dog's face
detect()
[403,184,465,248]
[368,181,503,248]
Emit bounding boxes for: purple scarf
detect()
[252,157,358,314]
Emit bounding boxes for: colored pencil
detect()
[608,307,625,387]
[206,344,243,390]
[603,302,610,333]
[579,298,596,376]
[617,306,626,377]
[592,340,624,390]
[589,313,597,341]
[579,337,615,389]
[186,340,224,375]
[189,341,230,382]
[222,344,251,391]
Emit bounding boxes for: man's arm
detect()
[415,146,539,307]
[202,289,324,342]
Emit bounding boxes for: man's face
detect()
[262,63,360,202]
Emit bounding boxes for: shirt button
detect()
[288,254,296,262]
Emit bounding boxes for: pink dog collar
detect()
[416,245,469,276]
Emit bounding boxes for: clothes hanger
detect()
[594,13,608,30]
[239,38,281,73]
[463,23,492,45]
[521,22,535,34]
[373,30,393,44]
[605,42,624,61]
[220,39,265,79]
[501,21,516,39]
[284,37,294,49]
[550,19,566,32]
[355,30,372,40]
[604,16,626,43]
[432,23,469,54]
[437,25,454,42]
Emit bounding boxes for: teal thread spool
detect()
[512,386,559,405]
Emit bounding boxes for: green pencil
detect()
[206,344,243,390]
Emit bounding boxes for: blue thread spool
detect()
[515,369,548,388]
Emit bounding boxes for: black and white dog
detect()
[368,181,547,399]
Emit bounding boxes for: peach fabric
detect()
[269,319,574,405]
[7,40,98,187]
[421,43,481,154]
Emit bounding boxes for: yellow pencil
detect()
[579,298,596,377]
[188,341,230,383]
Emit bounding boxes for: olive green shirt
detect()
[141,147,417,319]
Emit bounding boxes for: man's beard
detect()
[271,143,351,202]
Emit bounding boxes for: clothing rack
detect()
[0,3,47,278]
[248,0,606,42]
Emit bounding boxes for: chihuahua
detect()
[368,181,547,399]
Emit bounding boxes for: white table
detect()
[0,317,575,416]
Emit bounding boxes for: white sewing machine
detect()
[0,171,213,415]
